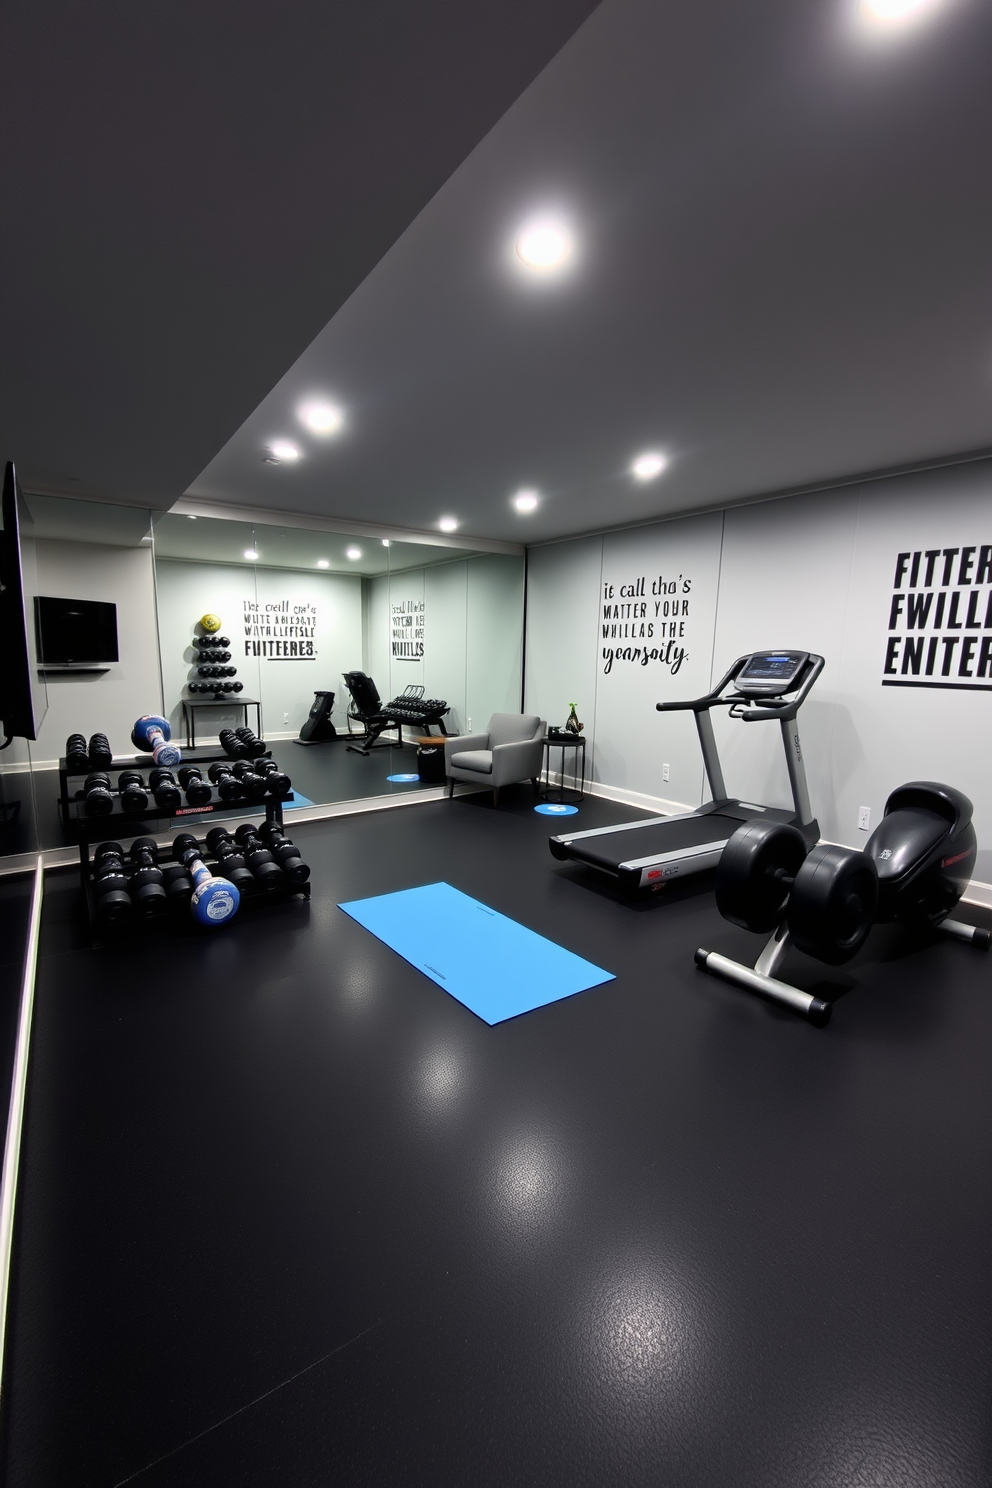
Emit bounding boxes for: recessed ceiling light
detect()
[513,489,539,513]
[857,0,945,27]
[631,451,668,482]
[298,399,344,435]
[346,546,362,560]
[515,216,574,272]
[269,440,300,462]
[438,517,459,533]
[381,539,391,548]
[244,548,259,561]
[316,559,329,569]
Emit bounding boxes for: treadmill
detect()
[549,649,823,894]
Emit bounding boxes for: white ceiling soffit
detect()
[0,0,602,509]
[190,0,992,545]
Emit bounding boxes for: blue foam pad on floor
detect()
[338,881,615,1025]
[283,791,314,809]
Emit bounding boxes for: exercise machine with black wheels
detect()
[695,780,989,1025]
[550,649,823,894]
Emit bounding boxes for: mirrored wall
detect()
[0,492,524,861]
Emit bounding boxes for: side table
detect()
[542,734,586,804]
[181,695,263,748]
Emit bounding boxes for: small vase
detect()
[565,705,583,735]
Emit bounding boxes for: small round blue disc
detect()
[387,773,421,782]
[534,802,579,816]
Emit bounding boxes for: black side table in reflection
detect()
[181,696,263,749]
[542,735,586,804]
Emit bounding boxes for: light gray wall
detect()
[6,538,161,765]
[365,556,524,735]
[154,559,363,741]
[525,461,992,890]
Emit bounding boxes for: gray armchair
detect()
[445,713,546,806]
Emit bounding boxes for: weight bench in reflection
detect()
[341,672,450,755]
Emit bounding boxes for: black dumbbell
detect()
[233,823,284,889]
[148,767,182,811]
[88,733,113,769]
[235,727,267,758]
[231,681,244,693]
[204,826,255,895]
[208,761,244,801]
[81,772,114,816]
[219,727,249,759]
[230,760,268,802]
[178,766,212,805]
[118,770,149,815]
[159,861,193,910]
[66,733,90,772]
[128,837,169,916]
[258,821,310,884]
[92,842,133,926]
[254,758,292,798]
[196,664,218,678]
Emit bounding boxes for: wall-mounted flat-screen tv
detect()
[35,596,119,665]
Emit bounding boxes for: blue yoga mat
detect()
[284,791,314,809]
[338,881,615,1025]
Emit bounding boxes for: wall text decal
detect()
[602,572,692,675]
[392,599,425,661]
[242,598,318,659]
[883,544,992,691]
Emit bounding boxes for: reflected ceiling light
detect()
[244,548,259,561]
[631,451,668,482]
[186,515,197,520]
[438,516,459,533]
[513,489,539,513]
[268,439,300,462]
[346,546,362,560]
[298,399,344,435]
[381,539,391,547]
[857,0,945,25]
[515,216,574,272]
[316,559,329,569]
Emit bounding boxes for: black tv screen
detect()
[35,595,119,665]
[0,461,48,742]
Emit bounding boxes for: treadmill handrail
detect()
[655,653,824,723]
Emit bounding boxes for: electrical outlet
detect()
[858,806,871,832]
[283,712,289,725]
[662,763,670,782]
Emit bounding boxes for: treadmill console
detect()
[735,650,810,697]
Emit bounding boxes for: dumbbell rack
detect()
[58,745,309,941]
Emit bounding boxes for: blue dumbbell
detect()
[131,714,182,767]
[172,834,240,927]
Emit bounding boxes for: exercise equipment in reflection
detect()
[695,781,990,1026]
[296,690,337,744]
[342,672,449,755]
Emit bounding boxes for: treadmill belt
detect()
[565,814,737,871]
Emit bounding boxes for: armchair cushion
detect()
[449,750,493,774]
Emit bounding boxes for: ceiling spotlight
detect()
[438,517,459,533]
[244,548,259,561]
[515,216,574,272]
[857,0,946,27]
[513,489,539,513]
[268,440,300,462]
[298,399,344,435]
[346,547,362,560]
[381,539,391,548]
[316,559,329,569]
[631,451,668,482]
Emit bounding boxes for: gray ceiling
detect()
[0,0,600,508]
[5,0,992,546]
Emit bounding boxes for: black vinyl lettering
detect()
[883,636,901,675]
[946,592,962,629]
[940,636,959,676]
[941,548,959,586]
[958,546,976,584]
[906,592,933,629]
[958,636,977,678]
[977,636,992,679]
[923,549,941,585]
[901,637,924,675]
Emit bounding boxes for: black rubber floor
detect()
[2,788,991,1486]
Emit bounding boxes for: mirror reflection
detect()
[0,492,524,860]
